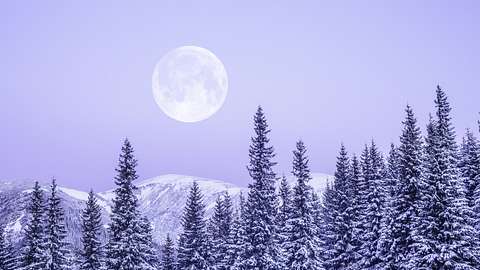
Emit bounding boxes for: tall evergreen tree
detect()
[0,228,14,270]
[384,143,400,199]
[459,129,480,244]
[208,193,234,270]
[319,181,335,265]
[237,107,281,270]
[105,138,143,270]
[284,140,322,270]
[227,193,248,270]
[348,154,362,265]
[459,129,480,212]
[137,217,158,270]
[225,207,243,270]
[411,86,478,269]
[177,182,209,270]
[379,105,423,269]
[161,234,176,270]
[357,142,384,269]
[45,178,70,270]
[276,175,292,248]
[353,146,371,240]
[325,144,355,269]
[20,181,46,270]
[80,190,103,270]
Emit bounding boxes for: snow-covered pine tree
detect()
[208,196,224,268]
[357,142,384,269]
[310,191,324,264]
[80,190,103,270]
[319,181,335,266]
[0,228,14,270]
[225,207,243,270]
[105,138,143,270]
[161,234,176,270]
[411,86,478,269]
[458,129,480,249]
[324,144,355,269]
[177,182,209,270]
[284,140,322,270]
[276,175,292,251]
[348,154,362,265]
[226,193,247,270]
[219,193,234,270]
[208,192,233,270]
[459,129,480,213]
[45,178,71,270]
[237,106,282,270]
[384,143,400,199]
[354,145,371,220]
[378,105,423,269]
[137,217,158,270]
[20,181,46,270]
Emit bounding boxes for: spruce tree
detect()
[379,105,423,269]
[161,234,176,270]
[411,86,478,269]
[228,193,247,270]
[237,106,282,270]
[219,193,234,270]
[319,181,335,265]
[138,217,158,270]
[384,143,400,199]
[325,144,355,269]
[208,193,233,270]
[177,182,209,270]
[105,138,143,270]
[225,208,243,270]
[45,178,70,270]
[80,190,103,270]
[357,142,384,269]
[348,154,362,266]
[276,175,292,249]
[284,140,322,270]
[458,129,480,249]
[459,129,480,212]
[0,228,14,270]
[21,181,46,270]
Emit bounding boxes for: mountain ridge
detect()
[0,173,333,250]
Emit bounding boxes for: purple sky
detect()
[1,1,479,191]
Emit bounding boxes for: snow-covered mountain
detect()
[0,173,333,251]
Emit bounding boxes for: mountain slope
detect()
[0,173,333,250]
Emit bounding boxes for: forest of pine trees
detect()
[1,86,480,269]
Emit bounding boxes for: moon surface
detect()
[152,46,228,122]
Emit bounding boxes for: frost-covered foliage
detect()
[283,141,322,270]
[0,228,15,270]
[160,234,176,270]
[4,87,480,270]
[80,190,103,270]
[207,193,234,270]
[45,179,71,270]
[177,182,209,270]
[20,181,47,270]
[323,144,354,269]
[105,139,157,270]
[409,86,479,269]
[378,105,423,269]
[236,106,283,270]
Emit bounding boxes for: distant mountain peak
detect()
[0,172,333,250]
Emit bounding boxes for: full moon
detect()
[152,46,228,122]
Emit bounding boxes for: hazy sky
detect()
[1,1,479,191]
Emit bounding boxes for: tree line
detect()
[1,85,480,270]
